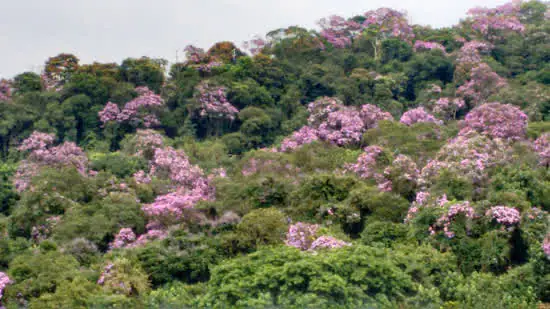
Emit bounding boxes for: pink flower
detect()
[109,228,137,249]
[286,222,319,250]
[486,206,520,226]
[400,107,443,126]
[0,272,10,301]
[310,235,351,250]
[459,102,527,141]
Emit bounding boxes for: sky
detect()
[0,0,511,78]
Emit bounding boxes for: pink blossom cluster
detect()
[17,131,55,152]
[285,222,319,250]
[196,82,239,120]
[0,272,10,301]
[458,102,528,141]
[346,146,386,180]
[99,86,164,128]
[405,192,448,223]
[133,170,152,184]
[310,236,351,250]
[184,45,208,64]
[317,108,365,146]
[280,126,319,152]
[431,201,475,238]
[109,228,136,250]
[0,79,12,101]
[363,8,415,42]
[97,263,114,285]
[142,189,207,225]
[285,223,350,251]
[132,228,169,248]
[420,133,509,187]
[467,1,525,39]
[318,15,360,48]
[534,133,550,167]
[544,235,550,259]
[15,132,88,192]
[400,107,443,126]
[457,63,508,106]
[150,147,208,190]
[486,206,520,226]
[305,97,392,146]
[456,41,494,64]
[132,129,164,159]
[359,104,394,129]
[414,41,446,53]
[433,98,465,120]
[384,154,419,184]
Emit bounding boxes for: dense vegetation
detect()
[0,1,550,308]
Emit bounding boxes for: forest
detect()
[0,1,550,308]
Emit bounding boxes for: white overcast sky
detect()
[0,0,510,78]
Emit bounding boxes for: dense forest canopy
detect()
[0,1,550,308]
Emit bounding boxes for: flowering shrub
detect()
[318,15,357,48]
[14,132,88,192]
[459,102,528,141]
[431,201,475,238]
[110,228,137,249]
[414,41,446,53]
[363,8,415,42]
[196,82,238,120]
[486,206,520,226]
[534,133,550,167]
[0,79,12,101]
[297,98,393,147]
[544,235,550,259]
[0,272,10,301]
[99,86,164,128]
[280,126,319,152]
[433,97,465,120]
[347,146,387,180]
[457,64,508,107]
[400,107,443,126]
[456,41,493,64]
[467,1,525,40]
[285,222,319,250]
[310,235,351,250]
[420,133,510,187]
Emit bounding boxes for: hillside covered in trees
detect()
[0,1,550,308]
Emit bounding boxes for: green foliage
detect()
[90,152,148,178]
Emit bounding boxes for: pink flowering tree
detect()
[0,79,12,101]
[544,235,550,259]
[99,86,165,128]
[318,15,362,49]
[362,8,415,59]
[433,97,466,120]
[534,133,550,168]
[109,228,137,250]
[302,97,392,147]
[0,272,10,303]
[419,132,510,188]
[486,206,520,226]
[285,222,319,250]
[467,1,525,41]
[279,126,319,152]
[400,107,443,126]
[195,82,239,121]
[414,41,446,53]
[122,129,165,160]
[454,41,494,82]
[15,131,88,192]
[431,201,476,238]
[310,236,351,250]
[458,102,528,141]
[456,63,508,107]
